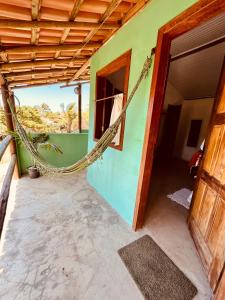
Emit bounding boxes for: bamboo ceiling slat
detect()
[11,77,90,89]
[0,20,119,29]
[0,58,86,71]
[0,43,100,55]
[54,0,84,59]
[0,0,31,9]
[41,0,74,11]
[0,0,150,88]
[69,0,123,82]
[6,68,79,79]
[0,29,31,38]
[10,76,74,86]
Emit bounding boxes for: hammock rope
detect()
[9,51,154,175]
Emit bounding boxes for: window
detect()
[187,119,202,147]
[94,50,131,150]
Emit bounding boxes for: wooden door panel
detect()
[207,198,225,289]
[217,84,225,113]
[207,198,225,251]
[215,265,225,300]
[190,217,213,270]
[198,186,217,237]
[191,179,206,221]
[212,128,225,183]
[203,125,224,175]
[189,57,225,294]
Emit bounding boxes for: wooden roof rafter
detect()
[31,0,41,45]
[68,0,123,83]
[69,0,150,83]
[10,76,90,89]
[6,68,80,80]
[55,0,85,59]
[30,0,41,79]
[64,0,124,81]
[0,0,150,89]
[11,78,89,90]
[0,57,87,72]
[0,43,100,56]
[0,20,119,30]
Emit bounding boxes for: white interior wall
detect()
[163,81,184,109]
[174,98,214,161]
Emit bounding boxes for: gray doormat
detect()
[118,235,197,300]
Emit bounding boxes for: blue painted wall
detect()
[87,0,197,225]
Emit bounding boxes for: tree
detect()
[0,101,86,135]
[41,103,51,113]
[17,106,45,132]
[64,103,77,133]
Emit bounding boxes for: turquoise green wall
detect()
[18,133,88,174]
[87,0,197,225]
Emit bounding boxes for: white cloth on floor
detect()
[167,188,193,209]
[109,93,123,146]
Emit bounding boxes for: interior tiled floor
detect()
[0,168,212,300]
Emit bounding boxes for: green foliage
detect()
[40,103,51,113]
[0,100,89,136]
[65,103,77,133]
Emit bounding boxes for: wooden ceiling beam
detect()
[69,0,122,82]
[70,0,85,20]
[69,58,91,82]
[0,43,100,55]
[11,81,69,89]
[31,0,42,46]
[0,58,86,71]
[0,20,118,30]
[10,76,90,89]
[100,0,122,23]
[6,68,79,79]
[9,74,73,84]
[31,0,41,20]
[122,0,150,24]
[55,0,85,59]
[9,76,73,86]
[83,0,122,44]
[60,80,89,88]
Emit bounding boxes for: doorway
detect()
[133,0,225,295]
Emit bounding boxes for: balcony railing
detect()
[0,135,16,237]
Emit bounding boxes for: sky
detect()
[0,83,90,112]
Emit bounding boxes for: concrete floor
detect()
[0,169,212,300]
[144,159,212,300]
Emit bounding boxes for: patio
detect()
[0,171,211,300]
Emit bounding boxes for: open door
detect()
[189,58,225,292]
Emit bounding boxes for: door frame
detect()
[133,0,225,230]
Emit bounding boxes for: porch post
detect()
[77,83,82,133]
[1,84,20,179]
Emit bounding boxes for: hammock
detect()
[9,52,154,175]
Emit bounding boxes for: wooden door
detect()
[189,59,225,293]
